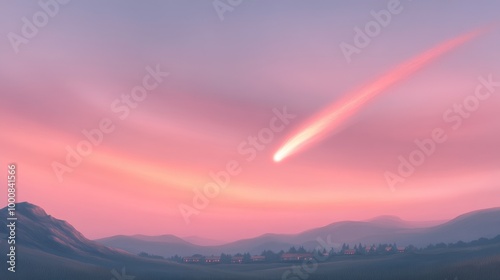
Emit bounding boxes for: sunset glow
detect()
[1,1,499,244]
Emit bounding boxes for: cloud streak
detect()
[273,26,492,162]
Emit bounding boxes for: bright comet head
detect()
[273,153,283,162]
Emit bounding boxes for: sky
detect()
[1,0,499,242]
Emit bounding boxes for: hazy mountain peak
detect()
[367,215,405,224]
[183,236,225,246]
[365,215,446,229]
[16,201,49,218]
[449,207,500,222]
[1,202,117,257]
[130,234,190,243]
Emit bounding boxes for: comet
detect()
[273,27,491,162]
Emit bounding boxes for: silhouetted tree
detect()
[220,253,231,264]
[341,243,348,254]
[261,250,279,262]
[242,253,251,263]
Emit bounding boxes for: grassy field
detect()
[2,240,499,280]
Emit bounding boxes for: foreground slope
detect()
[0,202,245,280]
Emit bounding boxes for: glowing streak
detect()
[273,27,491,162]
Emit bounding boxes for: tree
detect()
[261,250,279,262]
[278,250,285,258]
[358,243,364,255]
[220,253,231,264]
[341,243,349,254]
[297,246,307,254]
[328,248,335,258]
[242,253,251,263]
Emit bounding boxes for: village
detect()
[156,243,413,264]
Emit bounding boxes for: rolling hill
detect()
[96,207,500,256]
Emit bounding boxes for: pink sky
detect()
[1,1,499,241]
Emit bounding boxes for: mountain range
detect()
[96,207,500,256]
[1,202,499,280]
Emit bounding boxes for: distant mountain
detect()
[278,207,500,248]
[96,207,500,257]
[97,232,298,256]
[0,202,242,280]
[365,215,444,228]
[183,236,225,246]
[1,202,499,280]
[379,207,500,247]
[96,234,204,256]
[130,234,190,243]
[366,215,408,226]
[97,217,420,256]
